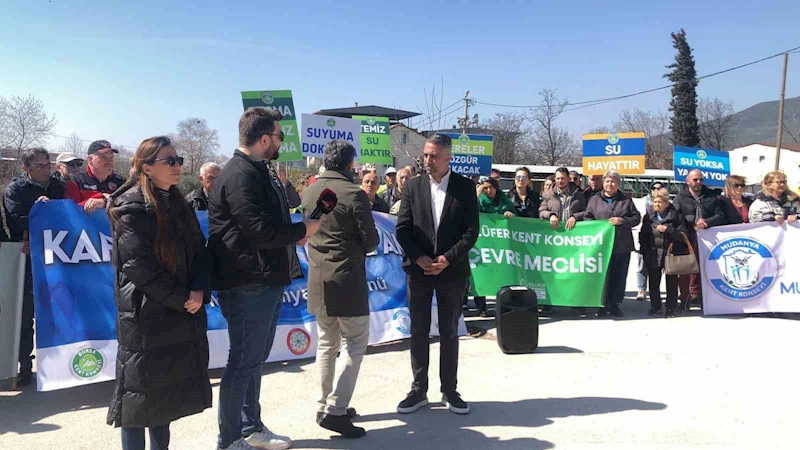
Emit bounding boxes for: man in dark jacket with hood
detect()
[671,169,726,308]
[2,148,65,386]
[302,140,379,439]
[208,107,321,450]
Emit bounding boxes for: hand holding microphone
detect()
[302,188,338,239]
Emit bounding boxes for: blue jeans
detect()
[636,253,647,291]
[121,424,170,450]
[217,283,284,449]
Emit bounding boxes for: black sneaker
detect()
[479,310,489,318]
[441,392,470,414]
[318,414,366,439]
[665,309,676,318]
[397,391,428,414]
[317,408,356,423]
[647,307,661,316]
[611,309,624,318]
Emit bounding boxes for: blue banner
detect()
[444,133,494,176]
[673,146,731,188]
[29,201,407,350]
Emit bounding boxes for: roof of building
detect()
[735,142,800,152]
[314,105,421,121]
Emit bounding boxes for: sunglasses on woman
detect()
[148,156,185,167]
[733,183,745,188]
[66,161,83,168]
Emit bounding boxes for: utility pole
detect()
[775,52,789,170]
[460,90,471,134]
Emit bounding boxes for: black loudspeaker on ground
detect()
[494,286,539,354]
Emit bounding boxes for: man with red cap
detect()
[65,140,126,213]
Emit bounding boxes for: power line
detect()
[412,100,464,129]
[414,98,463,124]
[474,45,800,111]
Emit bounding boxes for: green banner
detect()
[352,115,392,164]
[469,215,615,307]
[241,90,302,162]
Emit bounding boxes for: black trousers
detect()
[648,268,679,312]
[407,275,466,395]
[20,257,34,374]
[603,253,631,313]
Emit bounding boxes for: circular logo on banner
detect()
[705,238,777,301]
[459,134,470,146]
[71,348,104,379]
[326,118,336,128]
[261,92,275,105]
[607,133,620,145]
[393,310,412,334]
[366,117,376,125]
[696,150,708,159]
[287,328,311,355]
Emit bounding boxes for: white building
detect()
[390,123,426,171]
[728,142,800,187]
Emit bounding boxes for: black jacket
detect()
[284,180,301,209]
[186,187,209,211]
[671,185,726,239]
[396,171,479,281]
[208,151,306,289]
[584,191,642,254]
[106,186,211,428]
[371,195,391,213]
[507,187,541,218]
[2,175,66,241]
[638,205,689,270]
[719,195,753,225]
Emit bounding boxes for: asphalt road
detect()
[1,296,798,450]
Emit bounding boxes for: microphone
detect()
[309,188,338,219]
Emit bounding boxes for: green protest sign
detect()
[241,90,302,162]
[469,215,615,307]
[353,115,392,165]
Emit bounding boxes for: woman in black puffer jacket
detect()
[107,136,211,450]
[639,189,689,318]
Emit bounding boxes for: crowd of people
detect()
[3,104,800,448]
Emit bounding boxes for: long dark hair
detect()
[109,136,204,273]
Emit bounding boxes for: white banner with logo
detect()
[697,222,800,315]
[300,114,362,159]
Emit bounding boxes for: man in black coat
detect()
[2,148,66,386]
[186,162,221,211]
[395,134,479,416]
[671,169,726,308]
[208,107,320,450]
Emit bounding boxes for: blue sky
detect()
[2,0,798,153]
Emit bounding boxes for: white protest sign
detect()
[301,114,362,159]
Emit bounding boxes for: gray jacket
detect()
[538,183,587,222]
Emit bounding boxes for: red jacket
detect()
[65,166,126,205]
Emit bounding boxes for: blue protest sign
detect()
[673,146,730,188]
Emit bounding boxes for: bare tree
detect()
[0,94,57,157]
[113,145,134,178]
[526,89,579,165]
[170,118,220,177]
[783,109,800,144]
[483,112,528,165]
[697,97,735,150]
[59,132,85,155]
[613,108,671,169]
[587,126,611,134]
